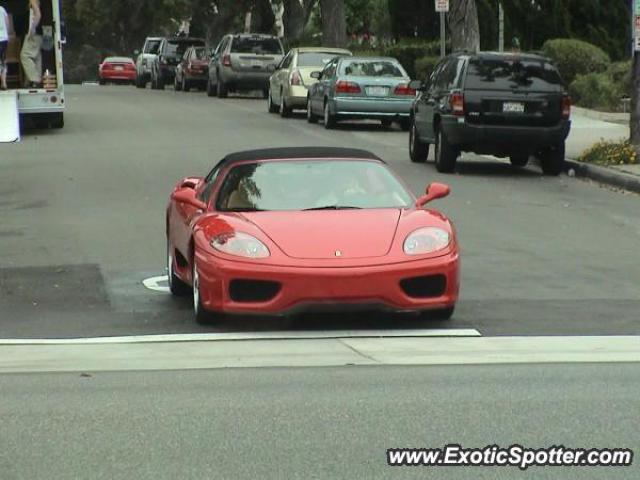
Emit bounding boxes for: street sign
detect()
[636,0,640,15]
[435,0,449,13]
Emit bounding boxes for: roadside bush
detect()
[414,56,440,81]
[579,139,637,166]
[569,73,618,110]
[608,61,631,98]
[541,38,610,85]
[382,40,441,78]
[63,44,105,83]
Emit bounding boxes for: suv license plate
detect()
[367,86,388,96]
[503,102,525,113]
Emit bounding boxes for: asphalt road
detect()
[1,84,639,338]
[1,363,638,480]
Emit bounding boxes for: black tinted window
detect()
[144,40,161,54]
[466,57,563,90]
[231,37,283,55]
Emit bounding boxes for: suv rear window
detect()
[231,37,283,55]
[166,40,205,58]
[465,57,563,91]
[341,60,406,77]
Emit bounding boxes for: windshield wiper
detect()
[303,205,362,211]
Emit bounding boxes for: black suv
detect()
[408,52,571,175]
[151,37,206,90]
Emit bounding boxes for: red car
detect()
[98,57,136,85]
[166,147,460,323]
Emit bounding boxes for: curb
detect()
[572,106,629,125]
[565,159,640,194]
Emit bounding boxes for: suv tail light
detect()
[394,83,416,96]
[561,95,571,119]
[450,91,464,116]
[290,69,302,86]
[222,54,232,67]
[335,80,361,94]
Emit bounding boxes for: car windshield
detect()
[297,52,344,67]
[465,57,564,90]
[231,37,283,54]
[144,40,161,54]
[166,40,205,57]
[341,60,406,77]
[216,160,413,211]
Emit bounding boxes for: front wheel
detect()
[192,261,213,325]
[434,127,458,173]
[323,101,336,129]
[539,143,565,176]
[167,242,190,296]
[510,153,529,167]
[307,99,318,123]
[409,120,429,163]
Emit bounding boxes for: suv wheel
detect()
[206,78,217,97]
[510,153,529,167]
[323,101,336,129]
[434,127,457,173]
[409,120,429,163]
[217,77,228,98]
[307,99,318,123]
[268,90,279,113]
[539,143,565,176]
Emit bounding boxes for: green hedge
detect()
[414,56,440,81]
[541,38,610,85]
[569,61,631,111]
[381,40,441,78]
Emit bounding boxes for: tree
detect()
[282,0,318,42]
[320,0,347,47]
[448,0,480,52]
[250,0,276,34]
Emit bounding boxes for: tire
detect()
[167,242,190,296]
[434,126,458,173]
[174,75,182,91]
[399,118,411,131]
[156,73,165,90]
[409,120,429,163]
[217,78,228,98]
[280,92,292,118]
[206,78,216,97]
[539,143,565,176]
[262,88,269,99]
[151,72,160,90]
[268,90,279,113]
[380,119,392,128]
[323,101,336,129]
[49,113,64,129]
[510,153,529,167]
[99,79,106,86]
[307,99,318,123]
[192,260,213,325]
[419,306,455,321]
[183,78,190,92]
[135,75,145,89]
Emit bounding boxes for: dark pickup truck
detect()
[151,37,206,90]
[409,52,571,175]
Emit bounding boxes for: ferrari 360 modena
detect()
[165,147,460,323]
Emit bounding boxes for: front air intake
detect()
[229,279,281,303]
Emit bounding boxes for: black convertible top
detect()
[220,147,383,166]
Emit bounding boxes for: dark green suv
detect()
[408,52,571,175]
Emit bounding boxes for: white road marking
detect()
[0,329,482,345]
[142,275,170,293]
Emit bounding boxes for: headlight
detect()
[403,227,450,255]
[211,232,270,258]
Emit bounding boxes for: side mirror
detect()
[408,79,424,91]
[310,71,322,79]
[180,177,203,189]
[172,188,206,210]
[415,182,450,207]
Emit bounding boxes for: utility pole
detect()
[498,2,504,52]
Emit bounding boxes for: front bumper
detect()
[195,250,460,315]
[333,96,413,119]
[441,116,572,153]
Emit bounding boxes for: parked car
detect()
[306,56,416,130]
[268,47,352,117]
[175,46,210,92]
[135,36,162,88]
[98,57,136,85]
[151,37,206,90]
[408,51,571,175]
[207,33,284,98]
[165,147,459,324]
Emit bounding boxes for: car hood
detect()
[240,209,401,259]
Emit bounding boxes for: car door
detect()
[414,61,442,138]
[313,59,337,112]
[210,36,228,84]
[423,58,456,142]
[270,51,292,103]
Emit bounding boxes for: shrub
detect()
[541,38,610,85]
[63,44,106,83]
[607,61,631,98]
[382,40,441,78]
[569,73,618,110]
[414,56,440,81]
[579,139,637,166]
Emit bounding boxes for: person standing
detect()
[0,3,11,90]
[20,0,42,87]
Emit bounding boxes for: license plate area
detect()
[503,101,525,113]
[366,86,389,97]
[114,66,124,71]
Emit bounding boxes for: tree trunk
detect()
[251,0,276,34]
[448,0,480,53]
[320,0,347,47]
[631,53,640,148]
[283,0,317,42]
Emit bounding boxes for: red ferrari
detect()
[98,57,136,85]
[166,147,460,323]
